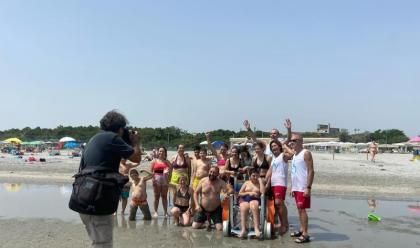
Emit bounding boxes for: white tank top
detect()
[270,153,288,187]
[291,149,308,192]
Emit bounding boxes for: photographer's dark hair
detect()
[100,110,128,132]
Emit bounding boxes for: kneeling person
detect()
[192,167,233,231]
[129,169,152,221]
[171,176,194,226]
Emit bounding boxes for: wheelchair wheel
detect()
[263,220,272,240]
[222,220,231,237]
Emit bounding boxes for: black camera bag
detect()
[69,167,128,215]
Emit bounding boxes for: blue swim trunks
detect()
[121,191,129,199]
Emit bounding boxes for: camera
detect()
[122,127,134,146]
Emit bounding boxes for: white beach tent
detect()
[59,137,76,143]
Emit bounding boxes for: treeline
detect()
[339,129,408,144]
[0,126,260,149]
[0,126,408,149]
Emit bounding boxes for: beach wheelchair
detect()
[221,174,274,240]
[222,194,272,240]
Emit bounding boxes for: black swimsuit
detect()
[175,187,190,213]
[253,155,269,176]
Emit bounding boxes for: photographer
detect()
[70,110,141,248]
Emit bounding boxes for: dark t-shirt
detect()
[80,131,134,172]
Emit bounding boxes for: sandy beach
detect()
[1,151,419,199]
[1,151,419,248]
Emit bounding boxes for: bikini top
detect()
[152,160,167,174]
[253,155,270,171]
[217,159,226,167]
[227,158,241,172]
[172,155,188,170]
[176,187,191,200]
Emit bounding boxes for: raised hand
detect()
[284,119,292,129]
[243,120,251,130]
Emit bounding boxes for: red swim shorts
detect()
[293,191,311,209]
[271,186,287,201]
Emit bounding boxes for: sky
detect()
[0,0,419,136]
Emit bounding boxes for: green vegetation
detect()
[0,126,268,150]
[339,129,408,144]
[0,126,408,149]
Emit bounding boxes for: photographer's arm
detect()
[128,132,141,163]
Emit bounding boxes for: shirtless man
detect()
[243,119,292,155]
[129,169,153,221]
[192,167,234,231]
[117,159,140,215]
[368,141,378,162]
[191,146,201,161]
[191,148,211,190]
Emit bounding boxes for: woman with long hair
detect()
[252,141,272,179]
[170,144,191,187]
[150,147,172,218]
[265,139,292,235]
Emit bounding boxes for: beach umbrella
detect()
[3,138,22,144]
[63,142,79,149]
[211,141,225,148]
[199,141,208,145]
[31,141,44,145]
[409,136,420,143]
[59,137,76,143]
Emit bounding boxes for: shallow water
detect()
[1,183,420,247]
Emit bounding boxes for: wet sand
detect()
[1,151,420,247]
[1,184,420,248]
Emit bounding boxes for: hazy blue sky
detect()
[0,1,419,136]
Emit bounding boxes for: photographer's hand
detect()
[129,130,140,146]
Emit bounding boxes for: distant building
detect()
[317,124,346,136]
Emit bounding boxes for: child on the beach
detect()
[117,159,140,215]
[129,169,153,221]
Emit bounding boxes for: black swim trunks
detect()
[194,205,223,224]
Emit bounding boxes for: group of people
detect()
[116,119,315,244]
[73,110,315,248]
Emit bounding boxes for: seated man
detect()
[237,169,265,239]
[192,167,233,231]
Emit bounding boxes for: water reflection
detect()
[2,183,22,192]
[1,184,420,248]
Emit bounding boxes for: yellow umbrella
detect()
[4,138,22,144]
